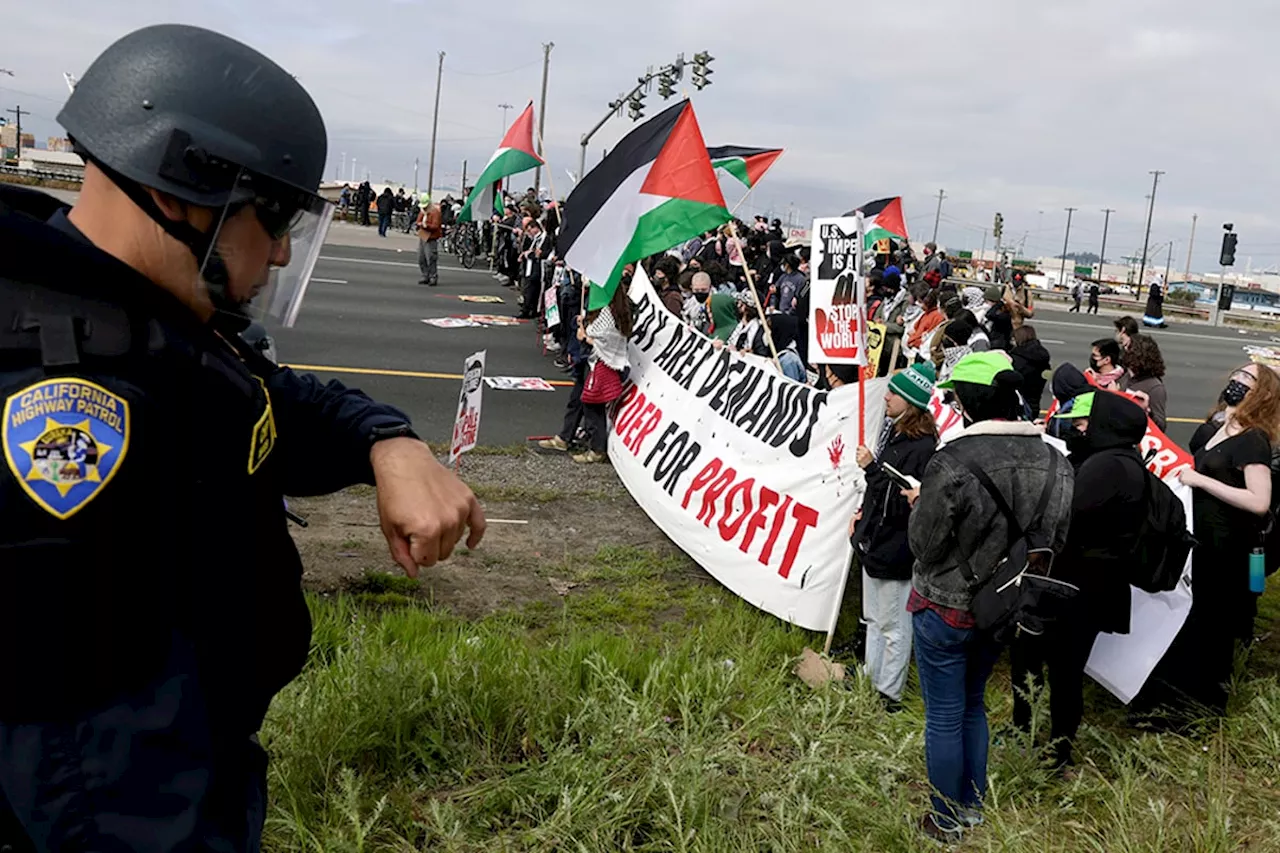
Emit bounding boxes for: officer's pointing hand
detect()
[372,438,487,577]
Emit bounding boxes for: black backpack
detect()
[950,449,1078,642]
[1129,469,1197,593]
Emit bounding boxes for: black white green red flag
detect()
[457,102,543,223]
[559,100,731,310]
[706,145,783,189]
[842,197,909,249]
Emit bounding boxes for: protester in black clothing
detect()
[1010,325,1051,417]
[517,220,546,319]
[982,285,1013,350]
[1145,363,1280,718]
[1087,281,1100,314]
[1022,390,1147,766]
[376,188,395,237]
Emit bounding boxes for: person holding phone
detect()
[851,363,939,711]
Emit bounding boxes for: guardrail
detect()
[0,163,84,184]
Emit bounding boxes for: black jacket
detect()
[1011,339,1051,415]
[376,191,395,215]
[985,302,1013,350]
[1056,391,1149,634]
[0,185,412,733]
[853,429,936,580]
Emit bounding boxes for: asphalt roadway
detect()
[275,235,1280,451]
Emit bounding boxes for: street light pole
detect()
[1098,208,1114,283]
[1184,214,1197,284]
[1059,207,1077,287]
[1136,169,1165,299]
[931,189,946,244]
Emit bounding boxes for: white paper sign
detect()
[808,216,867,366]
[449,350,485,464]
[611,267,885,631]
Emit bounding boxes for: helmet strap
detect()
[85,153,241,314]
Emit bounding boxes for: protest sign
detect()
[1084,420,1196,703]
[808,216,867,365]
[449,351,486,465]
[485,377,556,391]
[612,267,885,631]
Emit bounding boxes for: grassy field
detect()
[261,545,1280,852]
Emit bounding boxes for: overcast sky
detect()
[4,0,1277,275]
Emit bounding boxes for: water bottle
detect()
[1249,547,1266,594]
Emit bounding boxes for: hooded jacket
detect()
[1011,338,1052,415]
[707,293,739,341]
[854,429,937,580]
[1055,391,1149,634]
[908,421,1074,610]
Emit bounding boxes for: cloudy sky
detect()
[4,0,1277,274]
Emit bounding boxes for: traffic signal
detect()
[1220,231,1238,267]
[628,85,646,121]
[692,52,715,90]
[658,71,676,99]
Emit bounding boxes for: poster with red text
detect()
[808,215,867,365]
[612,267,886,631]
[449,350,486,465]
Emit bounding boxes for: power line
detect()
[444,58,541,77]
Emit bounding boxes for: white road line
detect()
[1031,316,1271,345]
[317,254,494,275]
[1041,339,1066,345]
[311,278,349,284]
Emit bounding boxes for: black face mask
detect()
[1089,357,1102,372]
[1223,379,1250,407]
[1065,429,1091,458]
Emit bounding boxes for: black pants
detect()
[559,362,587,443]
[584,402,608,453]
[1010,619,1100,765]
[521,276,541,318]
[1087,296,1099,314]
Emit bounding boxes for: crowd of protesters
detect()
[435,205,1276,842]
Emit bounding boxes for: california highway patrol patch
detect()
[2,378,130,520]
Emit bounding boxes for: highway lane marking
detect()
[317,255,495,275]
[1041,339,1066,345]
[282,363,1208,423]
[1032,316,1274,345]
[283,362,574,387]
[311,278,349,284]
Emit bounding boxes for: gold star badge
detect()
[19,419,113,498]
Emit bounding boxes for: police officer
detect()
[0,24,485,851]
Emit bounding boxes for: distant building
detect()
[47,136,74,153]
[0,126,36,152]
[17,148,85,178]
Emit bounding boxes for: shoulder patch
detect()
[2,378,131,520]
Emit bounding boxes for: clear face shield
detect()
[198,170,335,329]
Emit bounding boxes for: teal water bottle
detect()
[1249,548,1266,594]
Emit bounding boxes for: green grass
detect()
[262,566,1280,852]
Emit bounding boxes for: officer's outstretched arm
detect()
[264,367,414,495]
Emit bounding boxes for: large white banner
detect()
[613,267,886,631]
[808,216,868,366]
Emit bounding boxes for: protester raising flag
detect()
[842,196,910,249]
[706,145,783,189]
[457,101,544,223]
[559,100,731,310]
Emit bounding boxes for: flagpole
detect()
[726,221,783,373]
[729,186,754,218]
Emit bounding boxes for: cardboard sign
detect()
[808,216,867,365]
[449,350,486,464]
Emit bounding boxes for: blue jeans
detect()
[912,608,1001,830]
[378,212,391,236]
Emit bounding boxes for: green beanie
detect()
[888,362,936,410]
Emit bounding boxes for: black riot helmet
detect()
[57,24,334,327]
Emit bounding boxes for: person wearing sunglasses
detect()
[0,24,485,851]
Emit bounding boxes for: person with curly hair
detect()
[1144,363,1280,719]
[1119,335,1168,431]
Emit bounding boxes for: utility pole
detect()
[1098,208,1114,283]
[931,189,946,244]
[497,102,513,135]
[1163,240,1174,284]
[1059,207,1077,287]
[979,228,987,276]
[339,152,345,183]
[413,157,419,195]
[6,105,30,160]
[534,42,553,193]
[1184,213,1197,283]
[1136,169,1165,299]
[426,51,445,199]
[461,159,467,194]
[350,157,356,183]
